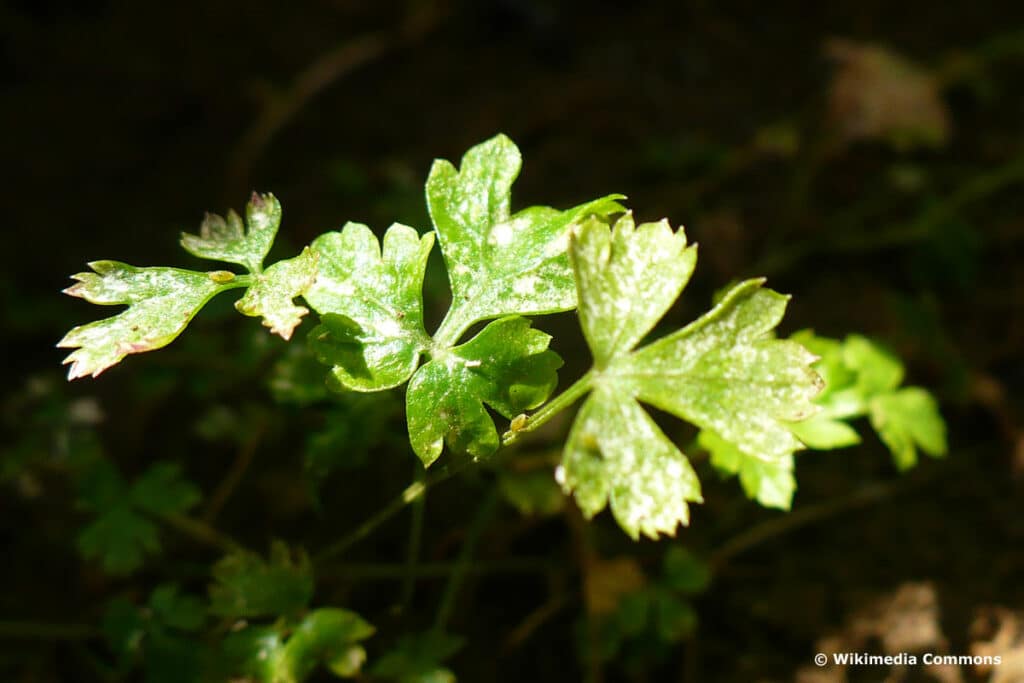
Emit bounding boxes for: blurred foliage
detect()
[3,2,1024,682]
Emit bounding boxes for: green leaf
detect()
[562,386,702,539]
[498,468,565,517]
[148,584,206,632]
[788,416,862,449]
[130,463,201,516]
[78,503,160,574]
[280,609,375,681]
[561,216,821,531]
[623,280,821,461]
[661,547,711,595]
[209,541,314,619]
[869,387,948,470]
[843,334,904,395]
[699,429,796,509]
[406,316,562,466]
[235,247,319,340]
[102,597,146,659]
[219,609,374,683]
[305,222,434,391]
[180,192,281,273]
[58,262,231,379]
[653,595,698,642]
[572,213,696,368]
[371,630,463,683]
[426,134,624,338]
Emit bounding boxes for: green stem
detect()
[502,371,593,446]
[401,464,427,609]
[314,462,464,564]
[434,486,500,630]
[431,305,476,349]
[313,372,593,564]
[160,513,246,555]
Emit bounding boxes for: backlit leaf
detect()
[870,387,947,470]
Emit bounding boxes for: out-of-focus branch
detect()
[228,1,449,195]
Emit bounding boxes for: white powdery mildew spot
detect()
[489,221,514,247]
[512,275,538,296]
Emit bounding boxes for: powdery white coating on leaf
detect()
[58,262,229,379]
[180,193,281,273]
[563,386,702,539]
[406,316,563,466]
[426,134,625,335]
[622,280,823,463]
[562,219,823,533]
[570,212,697,368]
[235,247,318,340]
[305,222,435,391]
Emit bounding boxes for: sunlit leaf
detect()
[407,316,561,466]
[870,387,947,470]
[699,429,796,510]
[180,192,282,273]
[561,216,821,533]
[426,134,624,337]
[58,262,233,379]
[306,222,434,391]
[235,247,318,340]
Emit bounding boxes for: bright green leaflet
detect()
[236,246,318,340]
[180,192,281,274]
[561,214,822,537]
[305,222,435,391]
[870,388,947,470]
[221,608,375,683]
[698,429,796,509]
[58,262,234,379]
[407,316,562,466]
[426,133,624,343]
[781,330,947,469]
[61,193,317,378]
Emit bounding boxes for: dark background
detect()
[3,1,1024,681]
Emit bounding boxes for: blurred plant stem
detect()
[401,463,427,610]
[434,486,499,630]
[314,460,465,564]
